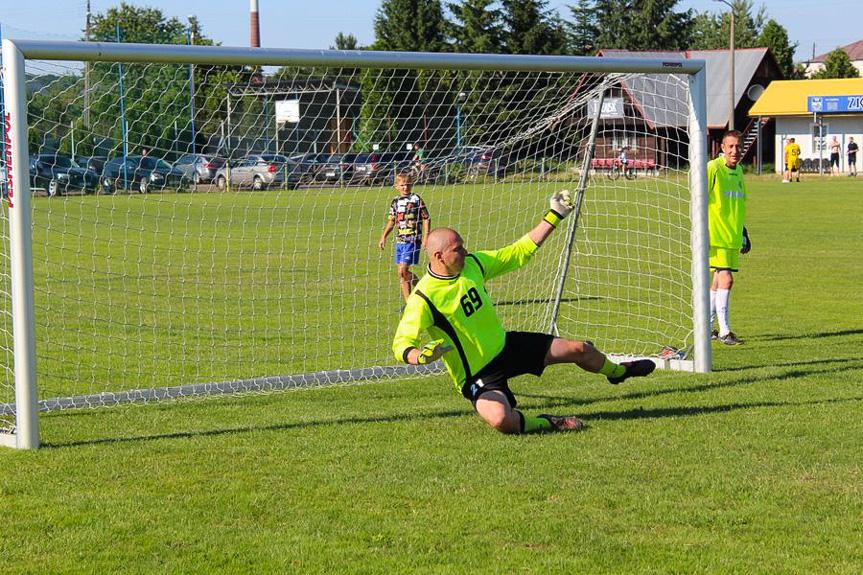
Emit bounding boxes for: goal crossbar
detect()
[10,40,707,73]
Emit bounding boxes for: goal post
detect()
[0,40,709,449]
[2,40,38,449]
[688,67,712,375]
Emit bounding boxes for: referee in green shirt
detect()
[393,191,656,434]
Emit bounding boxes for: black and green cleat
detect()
[607,359,656,385]
[719,332,744,346]
[537,414,584,431]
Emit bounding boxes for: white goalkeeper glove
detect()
[545,189,574,228]
[417,339,453,365]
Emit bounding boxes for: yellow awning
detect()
[749,78,863,116]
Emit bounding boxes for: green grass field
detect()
[2,175,862,572]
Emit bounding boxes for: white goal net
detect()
[0,42,709,447]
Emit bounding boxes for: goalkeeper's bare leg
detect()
[474,391,583,434]
[544,338,656,385]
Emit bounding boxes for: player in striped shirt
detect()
[392,190,656,434]
[379,172,431,304]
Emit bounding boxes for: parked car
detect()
[29,153,100,196]
[317,153,360,184]
[353,151,413,184]
[172,154,227,185]
[461,146,509,177]
[289,153,327,184]
[256,154,304,189]
[77,155,108,175]
[213,154,300,191]
[352,152,386,184]
[101,155,189,194]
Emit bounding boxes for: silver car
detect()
[214,155,300,191]
[173,154,227,185]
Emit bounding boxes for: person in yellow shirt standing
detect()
[708,131,751,346]
[783,137,801,183]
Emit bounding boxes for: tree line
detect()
[366,0,857,80]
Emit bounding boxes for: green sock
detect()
[519,412,554,433]
[598,358,626,378]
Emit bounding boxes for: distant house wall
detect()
[774,116,863,173]
[803,61,863,78]
[593,133,658,160]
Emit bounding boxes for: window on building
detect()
[811,123,828,153]
[611,131,638,152]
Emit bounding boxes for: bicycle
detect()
[608,162,636,181]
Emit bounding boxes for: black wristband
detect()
[402,347,417,364]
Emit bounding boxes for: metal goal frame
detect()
[1,40,709,449]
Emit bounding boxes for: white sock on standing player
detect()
[715,288,731,337]
[710,290,717,327]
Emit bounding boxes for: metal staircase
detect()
[740,116,770,160]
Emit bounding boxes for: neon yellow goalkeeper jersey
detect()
[392,234,539,390]
[707,156,747,249]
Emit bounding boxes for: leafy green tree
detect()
[448,0,504,54]
[813,48,861,79]
[445,0,508,151]
[593,0,693,51]
[359,0,450,154]
[82,3,241,159]
[632,0,693,50]
[757,19,796,78]
[26,4,231,157]
[463,1,564,154]
[331,32,360,50]
[690,0,765,50]
[591,0,632,51]
[27,76,84,155]
[501,0,566,55]
[90,3,189,44]
[372,0,447,52]
[567,0,598,55]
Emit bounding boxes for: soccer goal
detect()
[0,40,709,449]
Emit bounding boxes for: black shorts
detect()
[461,331,554,408]
[831,153,840,167]
[849,153,857,165]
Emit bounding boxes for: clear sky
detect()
[0,0,857,62]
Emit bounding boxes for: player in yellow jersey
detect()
[392,191,656,435]
[783,137,801,183]
[707,131,752,346]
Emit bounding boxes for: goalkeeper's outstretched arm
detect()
[529,189,574,247]
[393,294,454,365]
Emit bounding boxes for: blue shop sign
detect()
[807,95,863,113]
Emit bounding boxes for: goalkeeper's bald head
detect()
[426,227,466,276]
[426,227,457,252]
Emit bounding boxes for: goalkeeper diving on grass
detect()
[392,191,656,434]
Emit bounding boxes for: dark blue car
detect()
[101,155,189,194]
[29,154,100,196]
